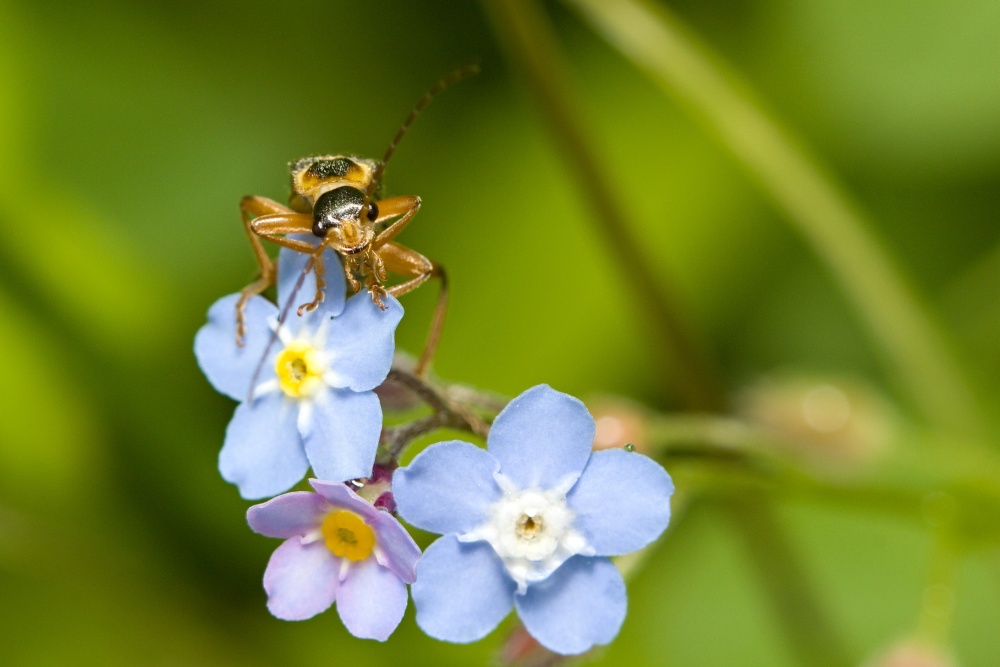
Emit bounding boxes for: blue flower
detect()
[393,385,674,655]
[195,243,403,499]
[247,480,421,641]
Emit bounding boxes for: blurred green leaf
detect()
[0,190,178,362]
[0,286,104,508]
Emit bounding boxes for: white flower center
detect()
[458,474,593,593]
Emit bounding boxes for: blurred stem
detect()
[647,413,778,455]
[916,535,959,647]
[646,414,1000,530]
[564,0,984,436]
[726,498,852,667]
[482,0,724,411]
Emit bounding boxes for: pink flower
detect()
[247,480,420,641]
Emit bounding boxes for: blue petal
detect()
[247,491,327,538]
[412,535,516,643]
[488,385,595,490]
[567,449,674,556]
[277,236,346,321]
[515,556,626,655]
[323,293,403,392]
[219,393,307,499]
[263,537,340,621]
[194,294,278,401]
[300,389,381,483]
[337,557,408,641]
[394,441,501,535]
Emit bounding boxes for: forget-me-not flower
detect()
[195,242,403,499]
[247,480,421,640]
[393,384,674,655]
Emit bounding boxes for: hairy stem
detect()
[378,368,491,463]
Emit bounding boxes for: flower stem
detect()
[481,0,725,411]
[564,0,984,435]
[378,368,491,462]
[645,413,1000,530]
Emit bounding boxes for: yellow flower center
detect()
[274,341,324,397]
[321,511,376,561]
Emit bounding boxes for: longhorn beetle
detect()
[235,66,478,378]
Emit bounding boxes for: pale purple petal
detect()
[515,556,626,655]
[194,293,277,401]
[488,385,595,490]
[336,557,408,641]
[247,492,327,539]
[393,441,501,535]
[219,393,307,499]
[277,236,346,319]
[567,449,673,556]
[322,294,403,392]
[309,480,376,513]
[300,389,381,483]
[412,535,516,643]
[368,510,421,584]
[263,537,340,621]
[309,480,421,583]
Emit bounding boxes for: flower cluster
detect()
[196,244,674,654]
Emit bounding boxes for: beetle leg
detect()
[371,195,421,249]
[343,255,362,293]
[352,196,419,308]
[380,241,447,377]
[236,196,312,345]
[358,249,388,309]
[371,249,388,282]
[296,249,327,316]
[366,278,388,309]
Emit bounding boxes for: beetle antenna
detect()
[362,64,479,214]
[246,253,317,402]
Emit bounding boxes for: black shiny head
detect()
[312,186,365,237]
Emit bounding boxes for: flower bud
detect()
[736,375,895,474]
[588,399,651,454]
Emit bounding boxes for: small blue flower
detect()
[195,242,403,499]
[393,385,674,655]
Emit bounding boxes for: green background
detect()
[1,1,998,665]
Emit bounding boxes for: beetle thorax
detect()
[288,155,377,210]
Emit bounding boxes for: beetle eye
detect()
[366,202,379,222]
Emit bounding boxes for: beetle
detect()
[234,66,477,378]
